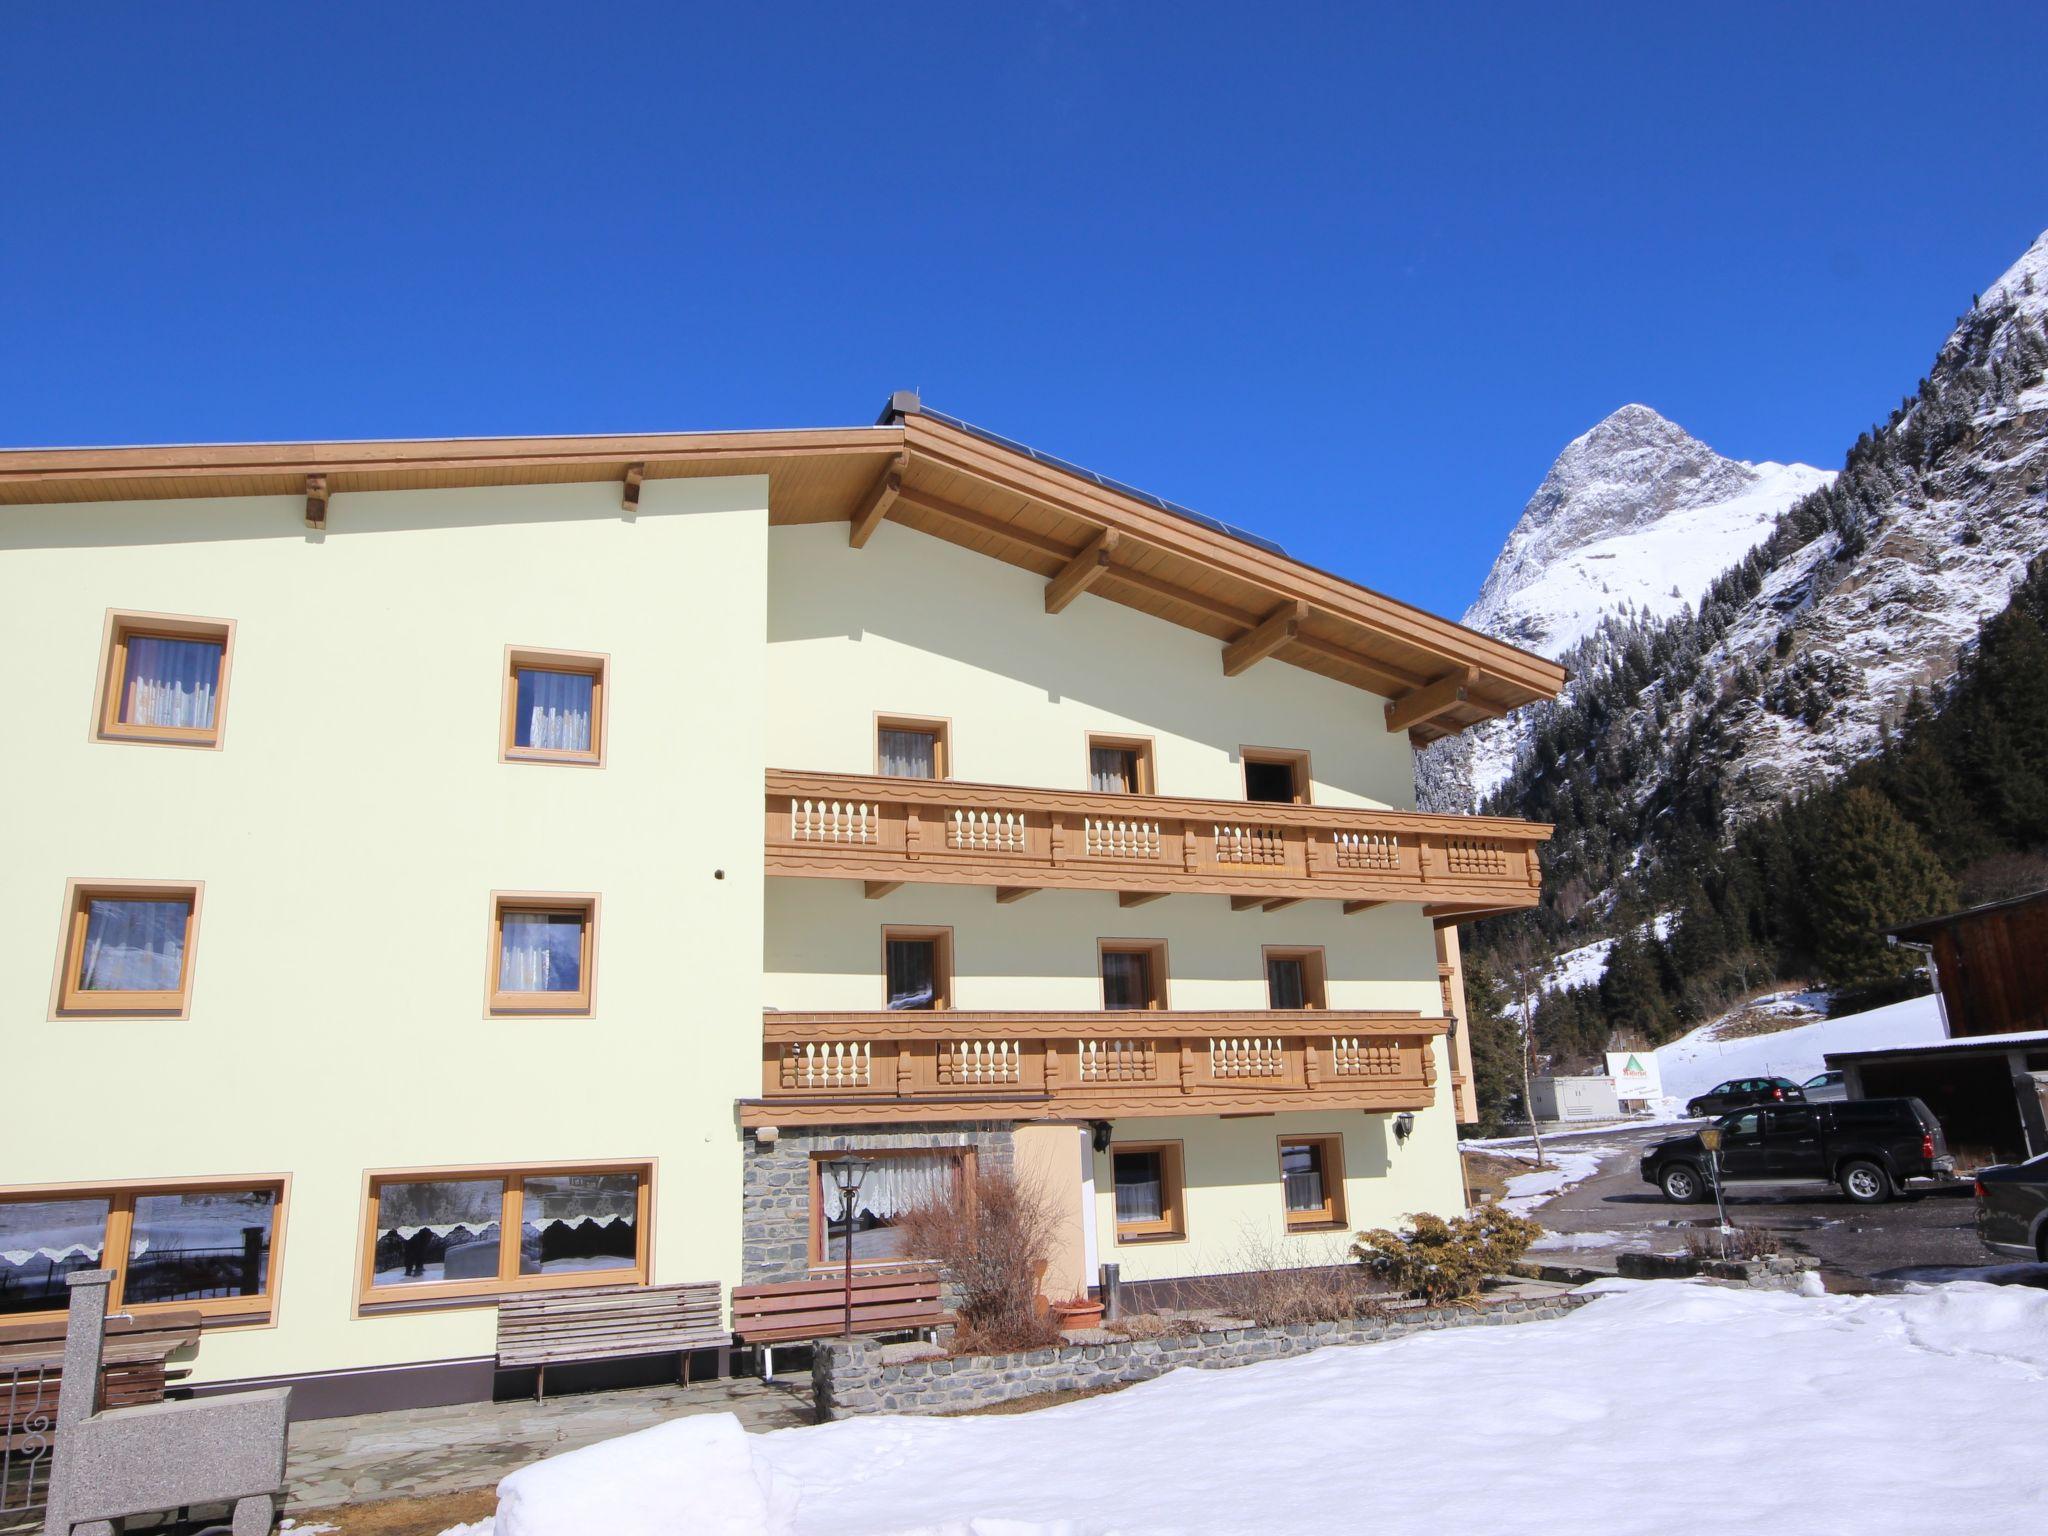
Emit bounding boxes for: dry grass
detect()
[1461,1150,1533,1205]
[288,1487,497,1536]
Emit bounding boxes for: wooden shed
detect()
[1888,888,2048,1039]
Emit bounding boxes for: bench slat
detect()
[493,1282,730,1374]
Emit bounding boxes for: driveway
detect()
[1507,1125,2035,1289]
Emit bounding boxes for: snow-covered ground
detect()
[1654,993,1946,1107]
[1496,1143,1619,1216]
[463,1280,2048,1536]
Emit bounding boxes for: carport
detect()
[1827,1031,2048,1166]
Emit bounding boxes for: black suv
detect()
[1684,1077,1806,1118]
[1641,1097,1952,1205]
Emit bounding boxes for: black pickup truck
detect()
[1642,1098,1953,1205]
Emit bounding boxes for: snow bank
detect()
[493,1413,791,1536]
[1655,993,1946,1105]
[446,1281,2048,1536]
[1498,1143,1616,1215]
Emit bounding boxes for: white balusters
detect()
[1079,1039,1155,1083]
[1331,830,1399,870]
[1083,816,1162,859]
[1212,823,1284,865]
[780,1040,871,1089]
[1329,1036,1399,1077]
[789,798,877,845]
[1208,1036,1285,1078]
[947,808,1028,853]
[940,1039,1022,1086]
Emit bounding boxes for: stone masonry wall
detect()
[814,1292,1594,1419]
[740,1121,1015,1283]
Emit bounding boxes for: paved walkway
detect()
[284,1376,813,1512]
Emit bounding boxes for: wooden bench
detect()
[0,1307,203,1429]
[495,1282,730,1401]
[730,1268,947,1379]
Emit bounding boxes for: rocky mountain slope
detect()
[1484,226,2048,911]
[1422,409,1828,808]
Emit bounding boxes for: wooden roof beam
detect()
[1118,890,1167,908]
[849,455,907,548]
[1342,899,1386,916]
[1223,601,1309,677]
[1385,667,1479,734]
[864,881,903,899]
[995,886,1040,904]
[621,462,645,513]
[1044,527,1121,614]
[303,475,328,530]
[1229,896,1267,912]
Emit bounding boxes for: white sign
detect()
[1606,1050,1663,1103]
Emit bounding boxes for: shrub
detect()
[1183,1232,1391,1327]
[1352,1208,1543,1304]
[893,1166,1064,1353]
[1106,1312,1200,1341]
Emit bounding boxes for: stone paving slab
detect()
[284,1377,813,1512]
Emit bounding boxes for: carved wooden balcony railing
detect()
[739,1009,1444,1126]
[765,770,1549,917]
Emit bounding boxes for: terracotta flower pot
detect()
[1051,1299,1105,1329]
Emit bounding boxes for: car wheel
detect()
[1661,1165,1705,1203]
[1840,1161,1891,1204]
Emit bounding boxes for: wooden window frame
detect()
[486,892,599,1017]
[1278,1134,1347,1231]
[1110,1140,1186,1243]
[874,714,951,780]
[500,645,609,767]
[354,1159,653,1314]
[1262,945,1329,1010]
[0,1173,289,1328]
[1085,733,1156,794]
[92,610,236,750]
[805,1146,976,1269]
[1098,938,1169,1011]
[881,925,954,1010]
[51,878,204,1020]
[1241,745,1311,805]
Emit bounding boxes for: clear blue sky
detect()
[4,3,2042,618]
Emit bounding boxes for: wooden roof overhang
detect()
[0,400,1564,741]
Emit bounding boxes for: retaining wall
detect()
[814,1291,1595,1419]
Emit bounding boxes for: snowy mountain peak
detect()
[1466,406,1831,660]
[1981,227,2048,317]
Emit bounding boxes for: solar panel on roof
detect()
[911,405,1291,558]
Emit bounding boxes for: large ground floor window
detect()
[0,1179,284,1323]
[810,1149,968,1267]
[361,1162,650,1307]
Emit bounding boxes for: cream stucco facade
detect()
[0,417,1528,1412]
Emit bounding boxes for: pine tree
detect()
[1458,952,1526,1132]
[1809,787,1958,988]
[1599,932,1677,1041]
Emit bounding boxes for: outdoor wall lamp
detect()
[1393,1112,1415,1144]
[1090,1120,1114,1153]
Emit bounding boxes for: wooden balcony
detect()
[765,769,1549,920]
[740,1008,1444,1126]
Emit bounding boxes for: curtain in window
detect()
[879,729,937,778]
[1281,1144,1325,1213]
[846,1153,959,1224]
[78,898,189,991]
[121,636,221,729]
[1267,958,1307,1010]
[499,912,584,992]
[520,1174,638,1276]
[1090,747,1137,793]
[372,1178,504,1286]
[517,669,594,751]
[0,1198,110,1315]
[1102,950,1153,1010]
[886,939,938,1009]
[1114,1153,1164,1223]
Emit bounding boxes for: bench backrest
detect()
[730,1268,944,1343]
[495,1281,728,1368]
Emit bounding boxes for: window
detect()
[1242,747,1309,804]
[810,1149,967,1267]
[1111,1142,1184,1241]
[1100,940,1167,1010]
[0,1179,284,1322]
[1087,734,1154,794]
[884,927,951,1010]
[361,1163,649,1306]
[95,612,234,748]
[501,647,607,765]
[877,716,948,779]
[1279,1136,1346,1230]
[54,880,202,1018]
[488,894,597,1015]
[1264,947,1328,1010]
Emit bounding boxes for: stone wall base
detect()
[815,1292,1595,1419]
